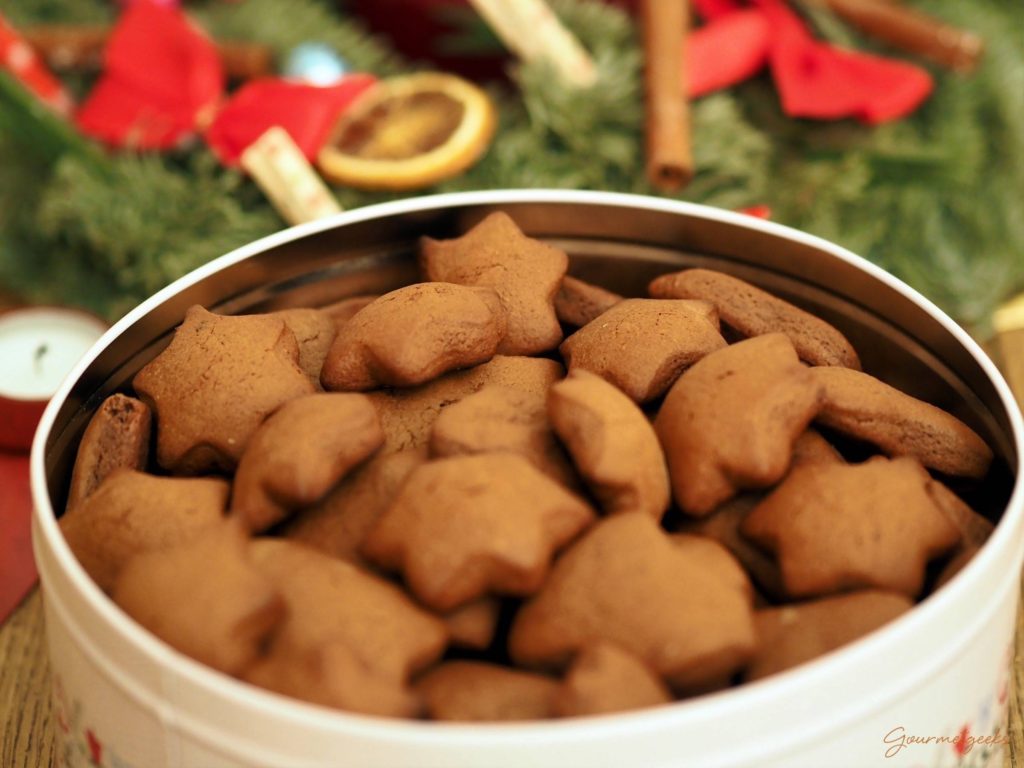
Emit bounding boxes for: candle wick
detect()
[34,343,49,373]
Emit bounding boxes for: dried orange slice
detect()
[317,72,496,191]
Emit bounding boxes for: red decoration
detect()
[687,10,770,98]
[75,1,373,164]
[953,724,971,757]
[0,13,73,115]
[738,204,772,219]
[76,2,223,149]
[689,0,933,124]
[205,75,376,166]
[86,728,103,766]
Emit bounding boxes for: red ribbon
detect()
[688,0,933,124]
[75,1,374,162]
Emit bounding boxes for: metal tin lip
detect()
[29,189,1024,745]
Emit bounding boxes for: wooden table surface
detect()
[3,327,1024,768]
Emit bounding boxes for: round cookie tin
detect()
[31,191,1023,767]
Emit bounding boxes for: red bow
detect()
[75,2,374,162]
[687,0,933,124]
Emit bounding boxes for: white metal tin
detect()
[31,190,1024,768]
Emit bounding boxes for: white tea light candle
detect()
[0,306,106,450]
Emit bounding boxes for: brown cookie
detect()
[281,448,427,567]
[272,308,338,384]
[509,513,755,692]
[59,469,227,593]
[671,494,786,602]
[560,298,727,403]
[67,394,152,510]
[745,591,913,681]
[741,457,962,599]
[420,212,568,356]
[321,282,507,391]
[928,481,995,588]
[132,306,316,474]
[362,453,595,611]
[416,662,559,722]
[320,294,379,326]
[671,430,844,600]
[429,385,577,488]
[649,268,861,369]
[249,538,447,682]
[112,519,284,675]
[655,334,823,516]
[811,366,993,479]
[441,597,502,650]
[554,276,622,327]
[369,355,564,453]
[548,369,670,519]
[554,642,671,717]
[231,393,384,532]
[244,641,420,718]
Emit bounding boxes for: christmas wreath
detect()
[0,0,1021,336]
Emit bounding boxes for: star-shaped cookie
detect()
[559,298,727,403]
[419,212,568,356]
[509,513,755,692]
[133,306,315,474]
[654,333,823,515]
[361,453,595,611]
[741,456,962,598]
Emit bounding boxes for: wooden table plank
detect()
[0,591,56,768]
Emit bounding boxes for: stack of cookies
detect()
[59,211,998,721]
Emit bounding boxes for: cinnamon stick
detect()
[23,25,274,80]
[466,0,597,88]
[641,0,693,191]
[805,0,984,72]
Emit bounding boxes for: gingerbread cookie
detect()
[133,306,315,474]
[746,590,912,681]
[560,298,727,403]
[554,642,671,717]
[928,480,995,588]
[321,282,507,391]
[249,538,447,682]
[231,393,384,532]
[60,470,227,593]
[811,366,993,479]
[741,457,962,598]
[67,394,151,510]
[555,276,622,327]
[442,597,502,650]
[112,519,284,675]
[416,662,559,722]
[420,212,567,356]
[509,513,755,692]
[370,355,564,453]
[671,431,843,600]
[548,369,670,519]
[429,385,577,488]
[320,294,379,326]
[655,334,823,516]
[281,448,427,567]
[272,308,338,384]
[649,268,861,369]
[245,640,420,718]
[362,453,595,611]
